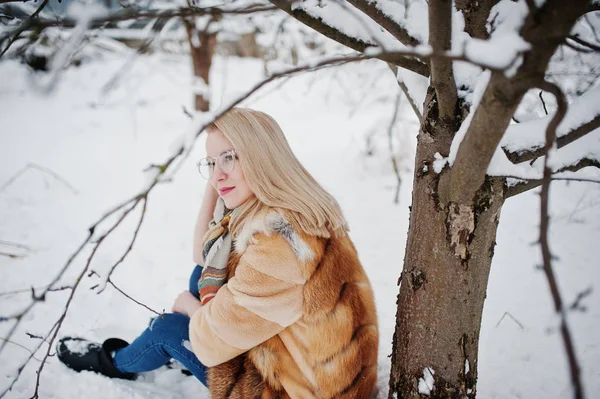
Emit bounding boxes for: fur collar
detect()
[233,208,314,262]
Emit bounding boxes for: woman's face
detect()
[206,130,254,209]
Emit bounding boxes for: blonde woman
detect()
[57,108,379,398]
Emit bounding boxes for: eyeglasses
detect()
[196,149,238,180]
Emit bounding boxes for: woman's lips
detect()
[219,187,234,195]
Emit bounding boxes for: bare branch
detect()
[269,0,430,77]
[539,91,549,115]
[12,4,279,29]
[106,279,162,316]
[494,311,525,330]
[0,232,92,356]
[504,158,600,197]
[504,114,600,164]
[0,163,79,195]
[0,0,48,58]
[0,285,71,298]
[347,0,421,47]
[387,93,403,204]
[428,0,457,120]
[29,199,142,399]
[387,63,422,122]
[537,80,583,399]
[566,35,600,53]
[0,239,32,250]
[456,0,497,40]
[0,251,25,259]
[446,0,591,206]
[0,337,44,361]
[96,198,148,293]
[0,319,59,398]
[570,287,593,312]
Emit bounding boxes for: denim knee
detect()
[147,313,190,339]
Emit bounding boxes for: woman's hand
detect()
[172,291,202,317]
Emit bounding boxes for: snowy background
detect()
[0,50,599,398]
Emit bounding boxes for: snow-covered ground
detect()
[0,53,598,398]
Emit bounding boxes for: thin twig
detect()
[0,240,31,250]
[0,338,44,361]
[494,312,525,330]
[539,91,549,115]
[504,176,600,185]
[537,80,583,399]
[387,92,403,204]
[0,285,72,298]
[570,287,593,312]
[0,319,59,398]
[0,0,49,58]
[0,163,79,195]
[29,201,140,399]
[0,232,92,356]
[567,35,600,53]
[0,252,24,259]
[96,198,148,293]
[106,279,162,316]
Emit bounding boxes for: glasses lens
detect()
[218,150,236,174]
[197,159,213,179]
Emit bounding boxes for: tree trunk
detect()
[388,89,506,398]
[183,19,217,112]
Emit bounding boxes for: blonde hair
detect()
[207,108,348,238]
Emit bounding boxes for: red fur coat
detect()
[189,208,378,398]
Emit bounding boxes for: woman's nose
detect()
[212,164,227,182]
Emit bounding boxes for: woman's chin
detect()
[222,197,238,210]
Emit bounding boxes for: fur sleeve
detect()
[189,232,306,367]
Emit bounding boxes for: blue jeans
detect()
[112,265,208,385]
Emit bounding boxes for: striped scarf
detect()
[198,199,233,305]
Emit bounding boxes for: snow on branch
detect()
[502,86,600,164]
[10,3,279,30]
[443,0,592,206]
[0,2,278,60]
[488,118,599,194]
[346,0,421,47]
[270,0,430,76]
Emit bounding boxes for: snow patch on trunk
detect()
[418,367,435,395]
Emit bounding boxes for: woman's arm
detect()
[193,185,219,265]
[188,232,306,367]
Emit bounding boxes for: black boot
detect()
[56,337,137,380]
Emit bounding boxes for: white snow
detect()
[457,32,530,75]
[61,339,100,356]
[417,367,435,395]
[290,0,405,52]
[433,152,448,173]
[448,70,491,166]
[0,37,599,399]
[502,86,600,156]
[182,340,193,352]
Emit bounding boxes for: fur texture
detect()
[190,208,378,398]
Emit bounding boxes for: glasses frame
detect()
[196,149,238,180]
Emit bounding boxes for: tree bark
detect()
[183,18,217,112]
[389,90,505,398]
